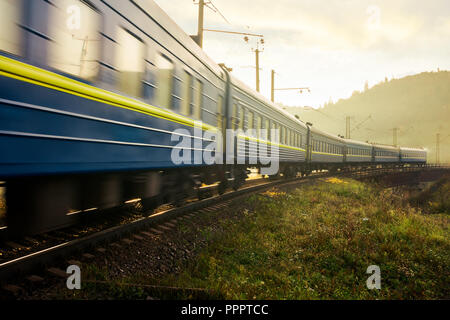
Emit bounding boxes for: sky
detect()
[153,0,450,108]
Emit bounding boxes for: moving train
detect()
[0,0,426,235]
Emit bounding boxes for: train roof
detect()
[228,73,308,129]
[343,139,373,148]
[400,146,426,152]
[372,143,399,151]
[138,0,224,77]
[310,126,346,143]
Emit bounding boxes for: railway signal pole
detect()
[194,0,232,48]
[393,128,399,146]
[271,70,275,102]
[200,28,264,94]
[436,133,440,164]
[254,48,261,92]
[346,116,351,139]
[196,0,205,48]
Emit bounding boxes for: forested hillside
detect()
[284,71,450,163]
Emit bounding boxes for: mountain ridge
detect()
[283,70,450,162]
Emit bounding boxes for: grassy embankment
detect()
[64,177,450,299]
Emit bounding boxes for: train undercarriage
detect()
[0,162,426,237]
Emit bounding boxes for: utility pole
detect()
[202,30,264,92]
[393,128,399,146]
[197,0,205,48]
[346,116,351,139]
[271,69,275,102]
[253,48,261,92]
[436,133,440,164]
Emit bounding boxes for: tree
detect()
[352,90,361,97]
[364,81,369,91]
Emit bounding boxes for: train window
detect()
[247,111,254,131]
[271,122,276,141]
[0,0,22,55]
[181,71,193,116]
[156,54,174,109]
[231,104,237,130]
[49,0,101,81]
[116,28,145,97]
[238,106,244,130]
[256,115,262,138]
[273,123,279,142]
[193,79,203,119]
[217,95,223,130]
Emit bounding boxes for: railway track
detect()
[0,164,447,296]
[0,173,329,291]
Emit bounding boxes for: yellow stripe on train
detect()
[0,55,217,132]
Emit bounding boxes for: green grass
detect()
[410,176,450,215]
[57,178,450,300]
[153,178,449,299]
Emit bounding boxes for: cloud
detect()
[153,0,450,107]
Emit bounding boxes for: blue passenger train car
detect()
[0,0,427,235]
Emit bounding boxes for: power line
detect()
[206,0,230,24]
[203,29,263,38]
